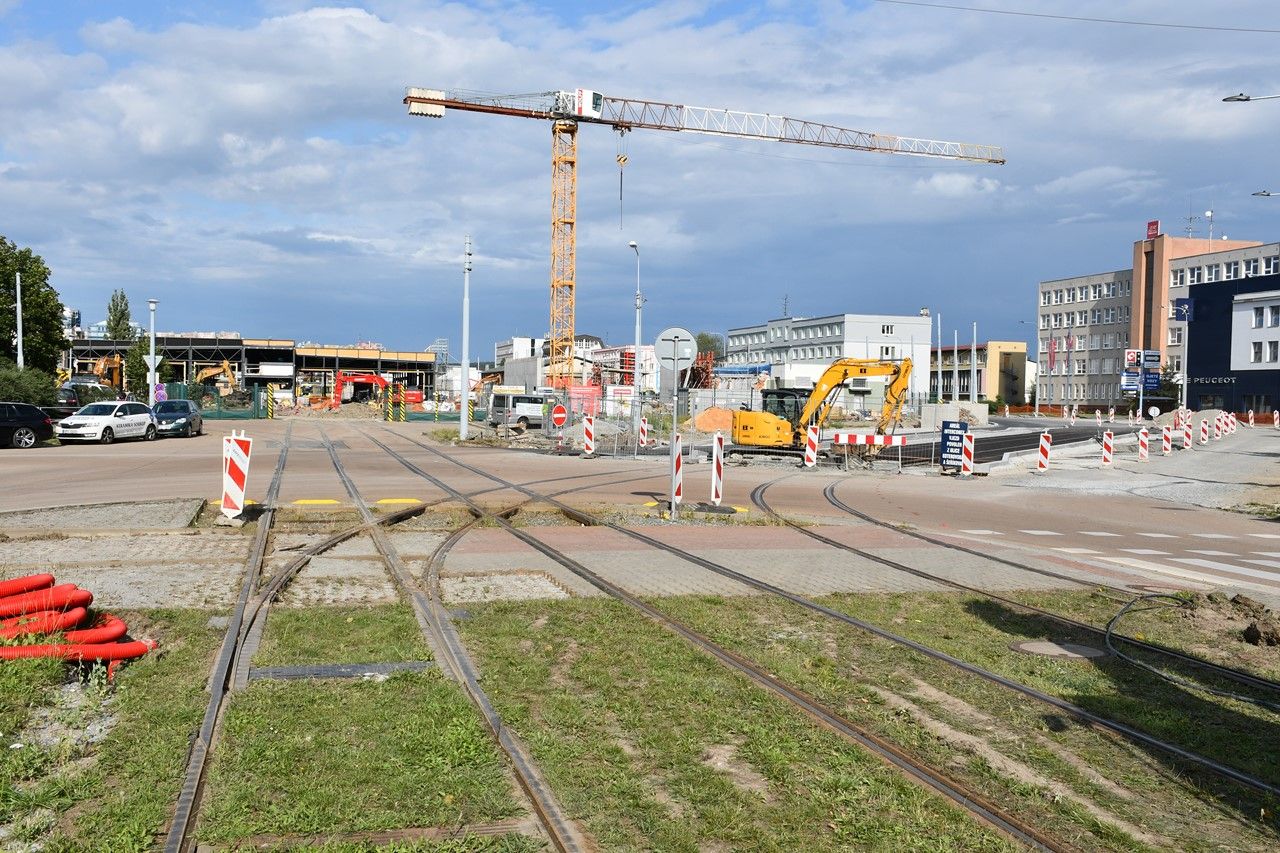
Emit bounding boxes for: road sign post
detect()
[656,327,696,521]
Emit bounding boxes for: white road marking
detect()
[1079,531,1121,537]
[1019,530,1062,536]
[1099,557,1215,589]
[1136,532,1178,538]
[1252,552,1280,558]
[1186,550,1236,557]
[1244,559,1280,570]
[1172,558,1280,586]
[959,529,1002,535]
[1052,547,1100,554]
[1247,533,1280,539]
[1119,549,1169,555]
[1191,533,1235,539]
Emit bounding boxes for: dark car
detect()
[153,399,204,437]
[0,402,55,448]
[43,383,118,421]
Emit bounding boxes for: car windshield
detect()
[154,402,189,414]
[78,404,118,417]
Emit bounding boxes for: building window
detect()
[1252,342,1263,363]
[1077,286,1088,300]
[1039,315,1049,330]
[1064,288,1074,304]
[1205,264,1220,283]
[1106,282,1118,298]
[1254,306,1265,328]
[1104,308,1116,323]
[1246,258,1260,277]
[1088,358,1098,374]
[1170,356,1182,373]
[1090,334,1100,349]
[1119,306,1129,323]
[1121,280,1131,296]
[1189,267,1203,285]
[1090,309,1101,324]
[881,324,894,335]
[1090,284,1101,299]
[1225,261,1240,280]
[1270,306,1280,327]
[1168,328,1183,346]
[880,346,896,359]
[1075,359,1086,375]
[1271,341,1280,363]
[1171,269,1186,287]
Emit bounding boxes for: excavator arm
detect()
[797,358,913,435]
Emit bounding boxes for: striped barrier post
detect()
[1037,431,1052,472]
[1062,407,1069,420]
[1213,416,1222,441]
[803,424,819,468]
[1137,428,1148,462]
[1108,407,1115,423]
[1161,425,1172,456]
[1004,404,1009,418]
[583,415,595,456]
[1095,410,1102,426]
[1182,420,1192,450]
[467,398,475,424]
[639,416,649,447]
[710,431,724,507]
[265,385,275,419]
[1274,410,1279,429]
[1201,418,1209,444]
[221,430,252,519]
[1230,413,1238,434]
[960,433,975,477]
[671,432,683,507]
[1069,411,1075,427]
[1102,430,1114,466]
[1249,409,1255,428]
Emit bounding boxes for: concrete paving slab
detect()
[0,499,205,530]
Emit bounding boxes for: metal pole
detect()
[936,311,942,402]
[970,321,977,404]
[461,235,472,441]
[630,241,642,454]
[14,271,24,370]
[952,329,959,405]
[148,299,157,406]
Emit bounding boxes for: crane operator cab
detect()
[554,89,604,120]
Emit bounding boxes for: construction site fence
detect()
[162,382,265,419]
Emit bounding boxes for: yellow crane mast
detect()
[404,87,1004,387]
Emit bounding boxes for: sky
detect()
[3,1,1280,359]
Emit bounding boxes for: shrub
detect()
[0,360,57,406]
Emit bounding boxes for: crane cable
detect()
[616,128,629,229]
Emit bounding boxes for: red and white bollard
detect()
[1161,425,1172,456]
[803,424,819,468]
[1037,431,1052,473]
[1137,428,1149,462]
[1102,430,1114,466]
[582,415,595,456]
[671,432,683,506]
[1200,418,1209,445]
[1249,409,1255,427]
[1004,404,1010,418]
[1183,420,1192,450]
[1108,407,1115,423]
[1230,413,1238,434]
[961,433,975,477]
[1095,409,1102,426]
[1213,416,1222,441]
[639,416,649,447]
[1274,410,1279,429]
[710,431,724,506]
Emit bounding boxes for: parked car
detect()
[43,383,118,421]
[0,402,55,448]
[55,401,157,444]
[153,399,204,437]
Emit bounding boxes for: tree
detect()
[0,236,68,374]
[695,331,725,359]
[0,359,57,406]
[106,289,135,341]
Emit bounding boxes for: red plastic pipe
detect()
[0,584,93,619]
[0,607,86,639]
[65,615,129,645]
[0,639,156,662]
[0,574,56,599]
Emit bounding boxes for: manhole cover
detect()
[1011,641,1107,660]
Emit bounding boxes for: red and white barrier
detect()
[671,432,683,505]
[1213,416,1222,441]
[1095,410,1102,426]
[961,433,975,477]
[831,433,909,447]
[1102,430,1114,466]
[1183,420,1192,450]
[1230,413,1238,434]
[639,416,649,447]
[1201,418,1209,445]
[1249,409,1255,427]
[221,430,253,519]
[803,424,819,467]
[710,431,724,507]
[1137,428,1148,462]
[1037,431,1052,472]
[1161,425,1172,456]
[583,415,595,455]
[1004,404,1009,418]
[1274,410,1279,429]
[1108,407,1115,423]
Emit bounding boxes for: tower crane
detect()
[404,87,1004,387]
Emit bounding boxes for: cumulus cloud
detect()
[913,172,1002,198]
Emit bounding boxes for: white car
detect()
[55,401,157,444]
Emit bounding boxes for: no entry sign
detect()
[550,404,568,428]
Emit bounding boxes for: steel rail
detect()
[358,429,1077,850]
[818,481,1280,695]
[381,429,1280,799]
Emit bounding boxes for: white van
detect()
[489,393,549,429]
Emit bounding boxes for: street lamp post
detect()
[628,241,642,450]
[14,271,23,370]
[460,235,472,441]
[147,299,158,407]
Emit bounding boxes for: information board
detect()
[940,420,968,468]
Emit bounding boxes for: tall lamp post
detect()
[147,299,158,407]
[460,235,472,441]
[628,240,643,445]
[14,271,23,370]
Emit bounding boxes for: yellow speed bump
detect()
[376,498,422,505]
[292,499,341,505]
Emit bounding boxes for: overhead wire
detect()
[874,0,1280,34]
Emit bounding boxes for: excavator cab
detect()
[732,388,809,448]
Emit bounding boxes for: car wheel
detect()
[144,424,157,441]
[12,427,37,449]
[100,427,115,445]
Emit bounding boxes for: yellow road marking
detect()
[292,499,341,505]
[642,500,659,508]
[376,498,422,505]
[731,506,750,513]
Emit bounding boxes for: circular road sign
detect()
[550,403,568,428]
[1148,406,1160,418]
[655,326,697,370]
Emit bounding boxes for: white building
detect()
[494,336,543,365]
[592,344,657,393]
[725,313,932,403]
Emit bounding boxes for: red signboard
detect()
[550,404,568,428]
[1146,219,1159,240]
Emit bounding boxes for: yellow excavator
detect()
[731,358,913,448]
[193,359,238,393]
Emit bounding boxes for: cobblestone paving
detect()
[0,532,250,566]
[276,555,398,606]
[0,499,204,530]
[440,572,570,603]
[49,564,242,609]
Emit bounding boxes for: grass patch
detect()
[197,673,520,843]
[653,590,1280,851]
[253,604,432,667]
[5,609,224,851]
[458,598,1018,852]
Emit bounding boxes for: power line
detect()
[874,0,1280,34]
